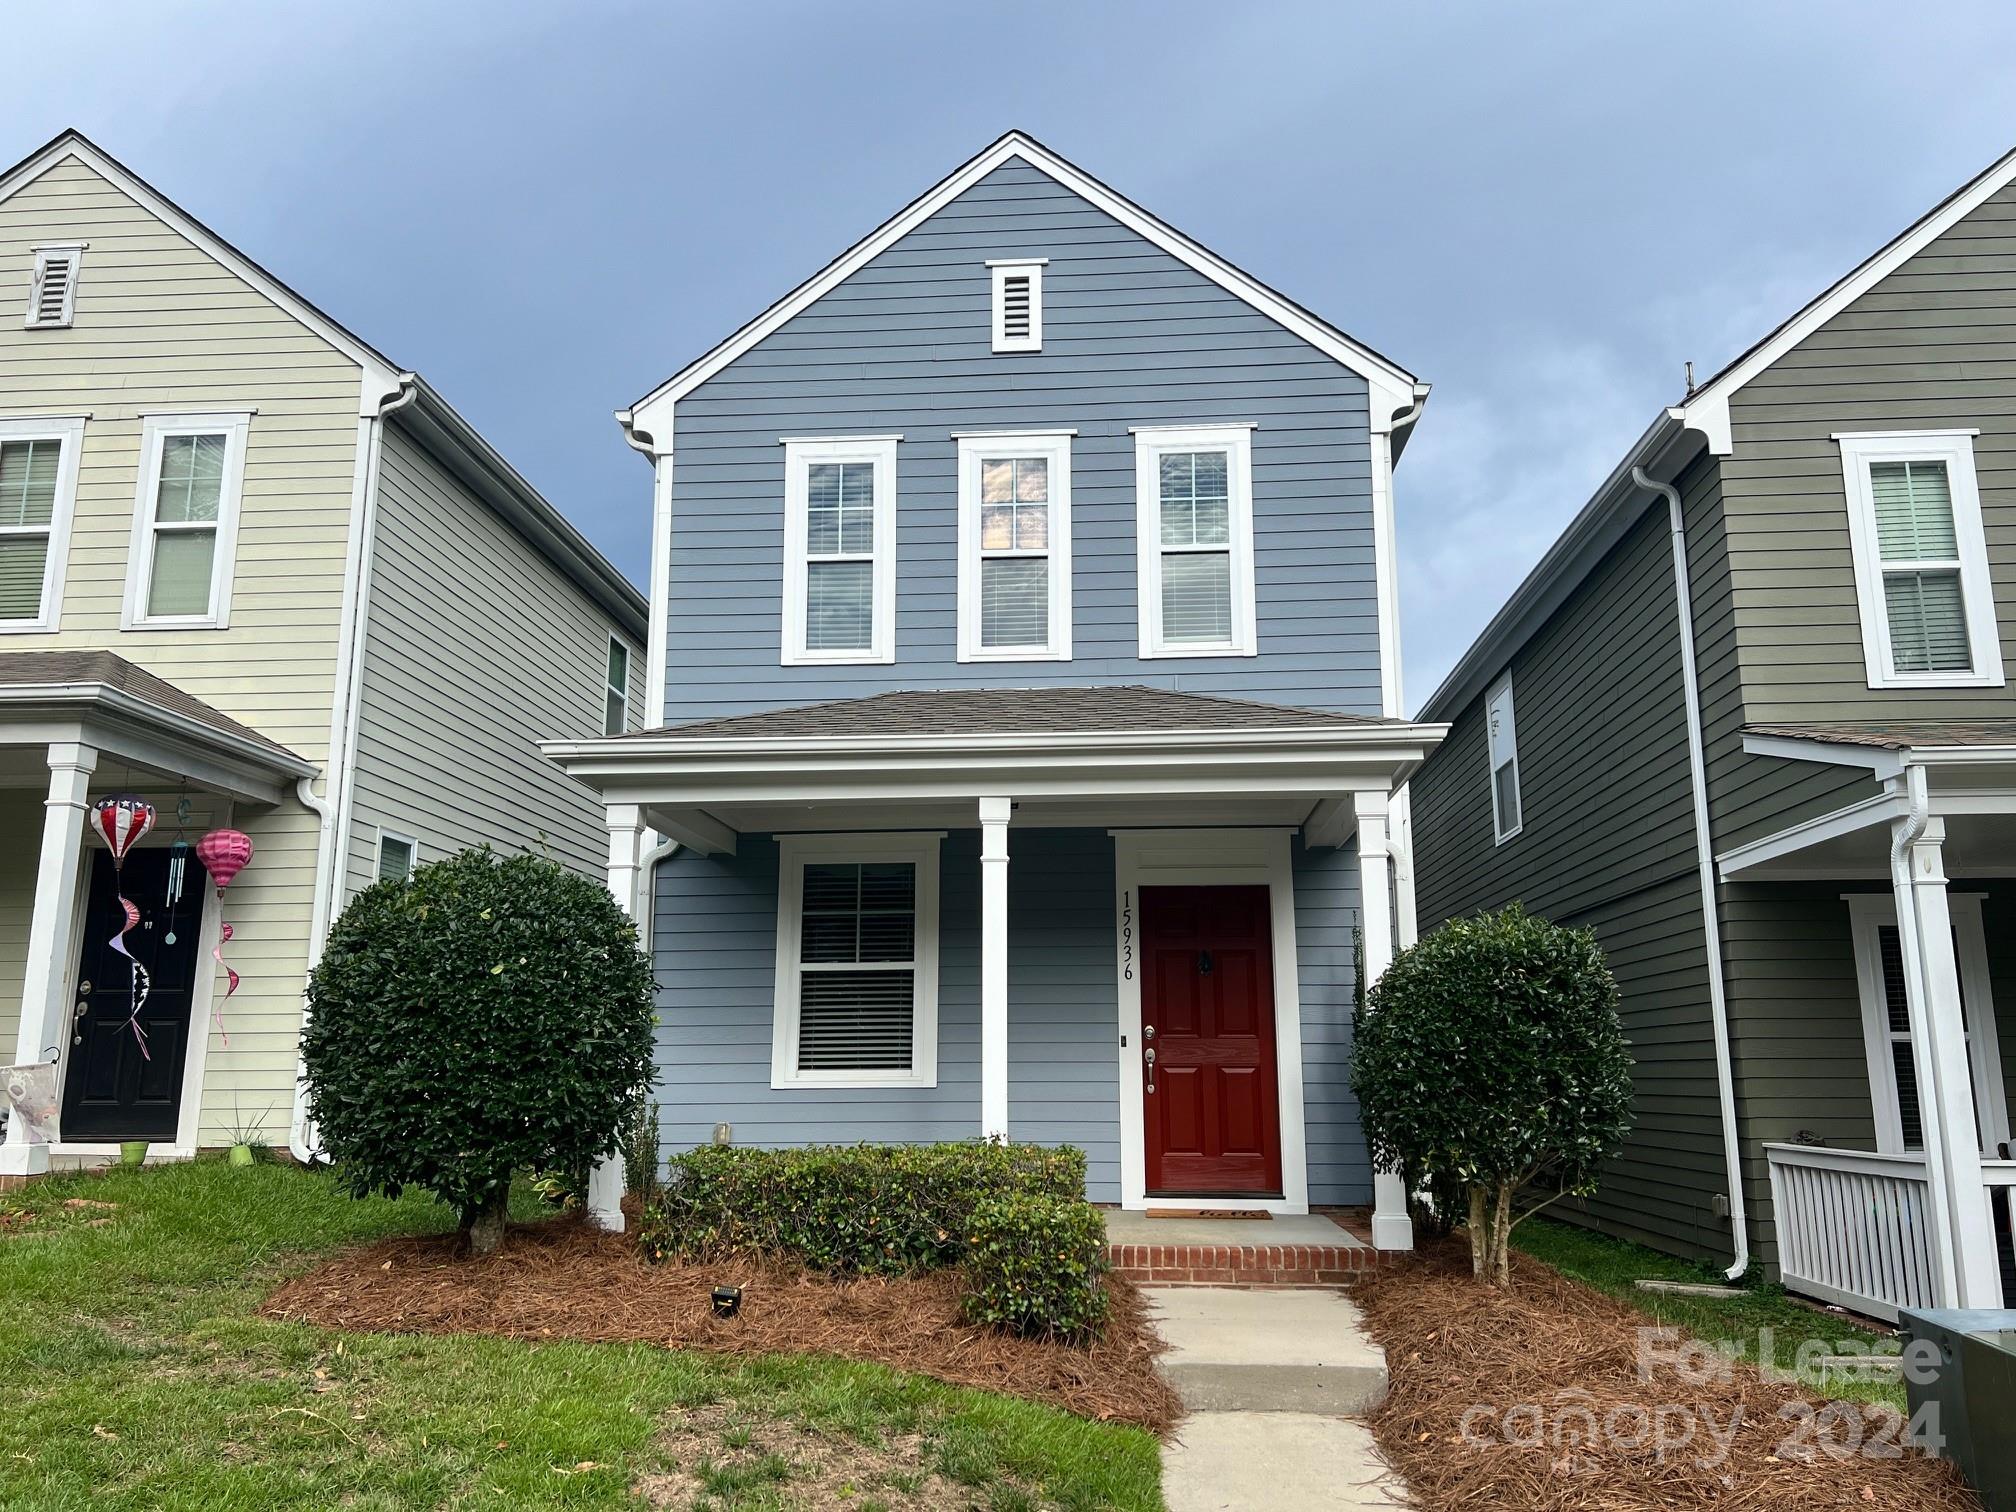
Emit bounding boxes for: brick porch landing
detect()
[1104,1210,1394,1287]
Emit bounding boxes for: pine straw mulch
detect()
[262,1212,1180,1434]
[1352,1240,1978,1511]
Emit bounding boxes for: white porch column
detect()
[980,797,1012,1141]
[1896,814,2001,1305]
[1355,790,1413,1252]
[3,742,98,1178]
[586,803,646,1233]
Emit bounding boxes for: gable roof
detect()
[1420,138,2016,725]
[620,130,1426,445]
[0,129,646,638]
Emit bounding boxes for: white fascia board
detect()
[1739,732,1909,780]
[626,131,1418,434]
[0,131,404,406]
[1714,790,1909,880]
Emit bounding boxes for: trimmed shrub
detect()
[301,847,656,1253]
[637,1140,1086,1275]
[961,1192,1110,1339]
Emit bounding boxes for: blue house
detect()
[548,133,1443,1245]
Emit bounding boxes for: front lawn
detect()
[0,1160,1162,1510]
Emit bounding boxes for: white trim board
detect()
[1110,828,1309,1215]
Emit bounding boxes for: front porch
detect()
[545,686,1447,1247]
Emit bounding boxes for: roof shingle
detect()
[1746,718,2016,751]
[0,649,301,758]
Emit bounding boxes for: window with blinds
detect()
[774,835,940,1088]
[377,833,416,883]
[25,245,82,329]
[1838,432,2001,688]
[784,438,895,664]
[988,259,1044,352]
[604,638,630,735]
[1866,919,1996,1155]
[0,437,61,622]
[957,433,1071,660]
[1135,424,1256,657]
[1487,674,1522,842]
[128,414,248,629]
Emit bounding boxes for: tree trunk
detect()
[1492,1180,1516,1287]
[462,1187,510,1255]
[1467,1184,1488,1280]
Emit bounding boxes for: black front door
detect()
[61,846,209,1142]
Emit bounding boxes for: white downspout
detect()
[1632,465,1750,1281]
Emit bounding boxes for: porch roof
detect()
[1746,719,2016,754]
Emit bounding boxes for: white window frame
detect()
[771,831,942,1090]
[780,434,898,666]
[25,243,85,329]
[988,258,1045,352]
[1132,422,1258,659]
[604,635,633,735]
[1487,672,1522,844]
[1836,429,2003,689]
[376,829,419,883]
[954,431,1073,662]
[1846,893,2009,1157]
[121,410,253,631]
[0,414,86,634]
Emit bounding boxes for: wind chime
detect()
[195,828,253,1045]
[163,796,193,945]
[90,795,158,1058]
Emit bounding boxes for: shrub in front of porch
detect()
[1350,902,1634,1287]
[962,1192,1110,1339]
[300,847,656,1254]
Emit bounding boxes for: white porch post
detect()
[586,802,646,1233]
[1355,790,1413,1251]
[980,797,1012,1141]
[3,742,98,1178]
[1896,814,2001,1305]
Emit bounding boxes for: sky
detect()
[14,1,2016,712]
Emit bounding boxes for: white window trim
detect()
[1487,671,1522,844]
[121,410,252,631]
[780,435,898,666]
[1835,429,2003,689]
[0,414,87,634]
[25,243,85,329]
[1133,423,1258,659]
[605,634,633,735]
[987,258,1045,353]
[771,831,942,1090]
[376,829,419,882]
[955,431,1072,663]
[1846,893,2009,1157]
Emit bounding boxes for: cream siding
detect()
[0,155,364,1145]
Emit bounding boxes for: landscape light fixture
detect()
[711,1284,742,1319]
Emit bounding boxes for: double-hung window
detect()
[124,411,251,630]
[1837,430,2003,688]
[0,415,85,633]
[1847,894,2008,1156]
[955,431,1072,661]
[604,637,632,735]
[1487,673,1521,843]
[772,833,941,1089]
[377,831,418,883]
[781,436,897,665]
[1133,423,1257,657]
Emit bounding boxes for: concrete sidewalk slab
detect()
[1148,1286,1388,1414]
[1162,1412,1410,1509]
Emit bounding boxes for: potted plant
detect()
[224,1105,273,1168]
[118,1140,148,1168]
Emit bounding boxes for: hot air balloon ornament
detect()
[91,795,156,1057]
[195,829,253,1044]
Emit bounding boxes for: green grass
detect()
[0,1160,1162,1510]
[1513,1216,1905,1408]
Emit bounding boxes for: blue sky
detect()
[16,1,2016,710]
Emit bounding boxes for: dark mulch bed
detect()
[262,1213,1180,1434]
[1353,1239,1978,1511]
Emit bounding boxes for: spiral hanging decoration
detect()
[91,796,157,1060]
[195,830,254,1045]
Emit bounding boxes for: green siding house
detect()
[1410,144,2016,1321]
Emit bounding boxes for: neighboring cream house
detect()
[0,130,646,1180]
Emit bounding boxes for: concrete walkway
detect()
[1148,1287,1410,1509]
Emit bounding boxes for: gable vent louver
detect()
[988,258,1044,352]
[26,246,82,329]
[1000,275,1031,339]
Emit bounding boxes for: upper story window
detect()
[1837,430,2004,689]
[771,832,941,1089]
[25,244,84,329]
[1133,423,1258,658]
[604,636,631,735]
[781,435,898,666]
[955,431,1072,661]
[0,415,85,633]
[988,259,1044,352]
[377,831,417,883]
[1487,672,1522,843]
[123,411,252,631]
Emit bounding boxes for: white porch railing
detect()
[1766,1143,2016,1322]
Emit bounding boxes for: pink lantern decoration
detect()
[196,828,253,890]
[92,795,156,864]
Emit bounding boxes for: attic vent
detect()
[26,245,83,329]
[987,258,1045,352]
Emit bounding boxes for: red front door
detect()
[1140,884,1282,1197]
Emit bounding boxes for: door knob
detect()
[1144,1045,1156,1094]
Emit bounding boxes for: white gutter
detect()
[1632,466,1750,1281]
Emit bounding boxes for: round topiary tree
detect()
[1350,903,1634,1286]
[301,847,656,1253]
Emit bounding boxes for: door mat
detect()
[1143,1208,1271,1220]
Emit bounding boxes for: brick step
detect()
[1106,1241,1384,1287]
